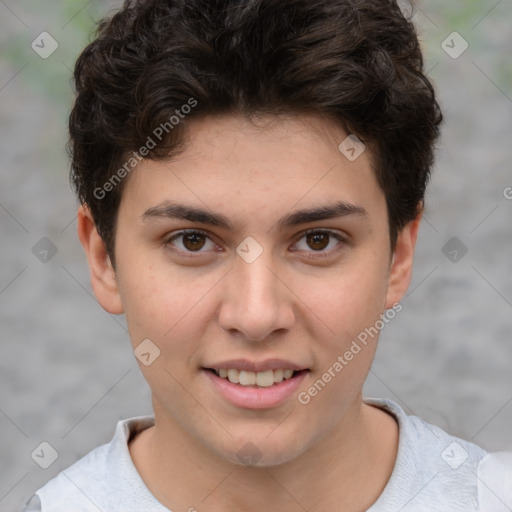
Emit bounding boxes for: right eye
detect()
[164,229,221,258]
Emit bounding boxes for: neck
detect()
[129,396,398,512]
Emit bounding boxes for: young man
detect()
[22,0,512,510]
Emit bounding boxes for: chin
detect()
[216,436,307,468]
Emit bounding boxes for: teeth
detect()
[273,369,284,383]
[227,369,239,383]
[214,368,298,386]
[256,369,275,387]
[239,370,256,386]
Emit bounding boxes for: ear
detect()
[77,205,124,314]
[384,206,423,309]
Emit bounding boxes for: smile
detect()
[202,368,310,409]
[213,368,297,387]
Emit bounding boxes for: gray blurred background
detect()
[1,1,511,510]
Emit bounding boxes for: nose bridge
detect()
[219,243,293,341]
[239,252,278,304]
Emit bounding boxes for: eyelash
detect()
[164,228,348,259]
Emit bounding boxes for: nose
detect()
[218,248,295,342]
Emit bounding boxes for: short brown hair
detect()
[69,0,442,261]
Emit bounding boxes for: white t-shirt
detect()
[21,398,512,511]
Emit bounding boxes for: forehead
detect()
[119,113,385,224]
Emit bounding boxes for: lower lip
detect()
[202,369,309,409]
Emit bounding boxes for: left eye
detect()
[165,229,346,257]
[293,229,345,254]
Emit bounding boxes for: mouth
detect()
[201,366,310,409]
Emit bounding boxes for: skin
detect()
[78,113,421,511]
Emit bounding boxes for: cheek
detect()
[118,261,221,365]
[116,262,187,344]
[300,257,390,340]
[298,255,389,400]
[299,275,385,413]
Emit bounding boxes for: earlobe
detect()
[77,205,124,314]
[384,209,422,309]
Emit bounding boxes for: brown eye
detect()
[182,232,206,251]
[306,232,330,251]
[292,229,347,258]
[165,229,217,256]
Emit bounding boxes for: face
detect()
[80,113,418,467]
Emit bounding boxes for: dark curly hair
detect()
[69,0,442,262]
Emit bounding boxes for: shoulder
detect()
[365,398,512,511]
[477,451,512,511]
[21,441,112,512]
[21,416,160,512]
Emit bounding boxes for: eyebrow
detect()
[142,200,367,232]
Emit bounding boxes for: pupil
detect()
[184,233,205,251]
[308,233,329,251]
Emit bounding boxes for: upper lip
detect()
[204,358,309,372]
